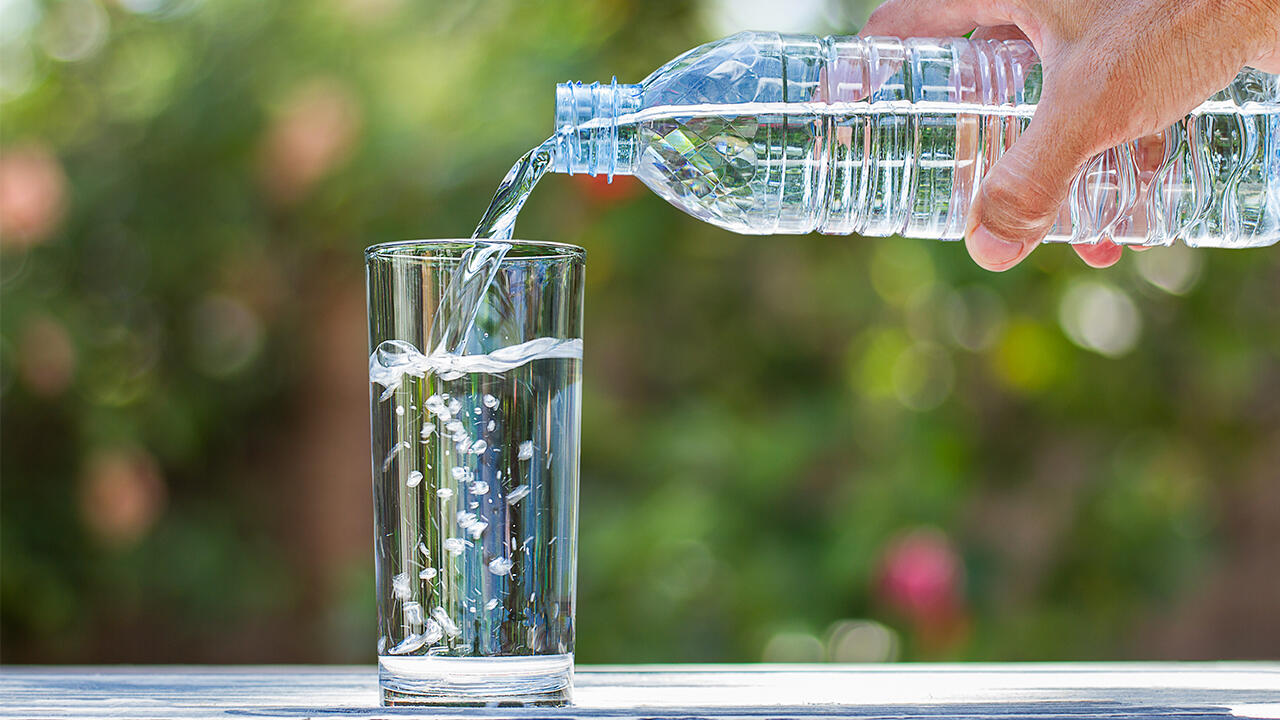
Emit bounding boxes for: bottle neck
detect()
[553,80,643,179]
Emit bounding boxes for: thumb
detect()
[965,105,1095,271]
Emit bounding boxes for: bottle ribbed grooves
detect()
[554,79,642,179]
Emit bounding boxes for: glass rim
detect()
[365,239,586,263]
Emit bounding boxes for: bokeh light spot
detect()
[825,619,900,662]
[78,448,167,549]
[1058,280,1142,357]
[991,318,1066,393]
[945,285,1007,352]
[761,630,824,662]
[17,314,76,397]
[0,143,67,249]
[188,294,264,377]
[1135,244,1201,295]
[39,0,109,63]
[870,238,935,307]
[892,342,954,411]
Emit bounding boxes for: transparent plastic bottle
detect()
[553,32,1280,248]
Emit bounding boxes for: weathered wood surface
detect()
[2,663,1278,719]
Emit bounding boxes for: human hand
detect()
[860,0,1280,270]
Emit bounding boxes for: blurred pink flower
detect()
[18,315,76,397]
[259,79,363,204]
[875,527,962,627]
[0,143,68,250]
[79,448,167,549]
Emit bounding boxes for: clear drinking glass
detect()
[366,240,584,706]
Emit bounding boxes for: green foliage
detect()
[3,0,1278,664]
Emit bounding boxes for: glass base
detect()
[379,653,573,706]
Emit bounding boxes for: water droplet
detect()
[485,598,499,611]
[483,394,499,408]
[467,520,488,539]
[447,398,462,415]
[506,485,530,504]
[450,466,472,483]
[406,470,423,488]
[487,420,496,433]
[488,556,513,576]
[470,439,487,454]
[443,538,470,555]
[419,567,437,581]
[395,405,405,416]
[518,441,534,461]
[421,422,436,439]
[437,487,454,500]
[471,480,490,495]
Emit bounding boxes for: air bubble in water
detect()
[447,398,462,415]
[425,395,447,416]
[506,484,530,504]
[470,439,487,454]
[487,420,496,433]
[403,601,423,626]
[488,556,514,575]
[406,470,423,488]
[395,405,405,416]
[382,441,410,472]
[466,520,488,539]
[437,487,454,500]
[421,422,436,439]
[431,606,459,636]
[485,598,499,611]
[483,394,499,408]
[392,572,411,600]
[419,567,437,581]
[386,626,436,655]
[518,441,534,461]
[450,466,472,483]
[471,480,490,495]
[443,537,470,555]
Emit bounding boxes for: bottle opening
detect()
[553,79,643,179]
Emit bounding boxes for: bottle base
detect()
[378,653,573,706]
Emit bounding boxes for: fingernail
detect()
[967,224,1023,267]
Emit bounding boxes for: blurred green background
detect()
[2,0,1279,665]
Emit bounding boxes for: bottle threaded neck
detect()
[554,79,642,179]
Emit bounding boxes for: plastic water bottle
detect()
[552,32,1280,248]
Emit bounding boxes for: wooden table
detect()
[3,663,1278,718]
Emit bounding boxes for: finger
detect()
[860,0,1025,38]
[965,106,1099,271]
[1073,238,1124,267]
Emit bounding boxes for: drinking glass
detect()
[366,240,584,705]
